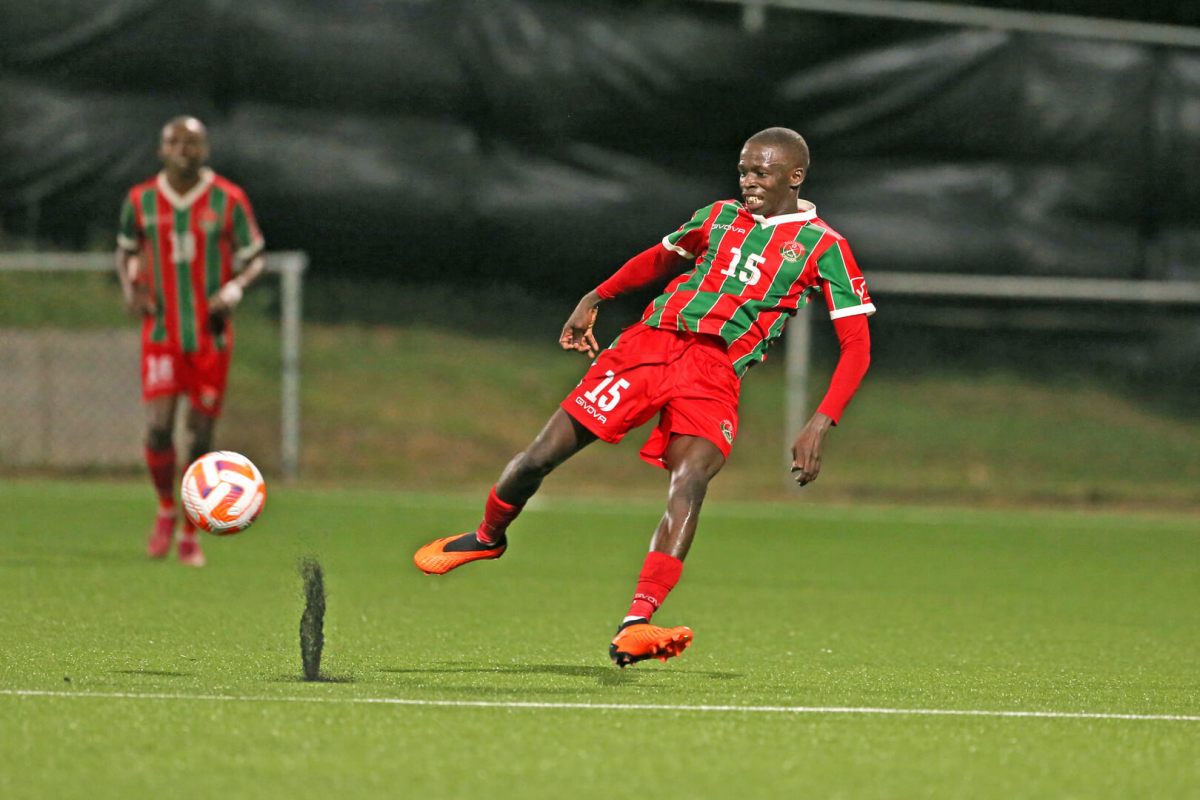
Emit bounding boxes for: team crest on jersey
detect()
[199,208,220,231]
[780,241,806,262]
[720,419,734,445]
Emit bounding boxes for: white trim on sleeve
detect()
[829,302,876,320]
[117,234,139,252]
[661,236,695,260]
[236,240,265,263]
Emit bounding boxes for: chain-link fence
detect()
[0,252,305,478]
[1,327,141,468]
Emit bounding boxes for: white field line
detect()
[1,689,1198,723]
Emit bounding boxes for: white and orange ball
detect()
[181,451,267,535]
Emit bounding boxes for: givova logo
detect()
[575,396,608,424]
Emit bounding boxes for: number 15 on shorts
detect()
[584,370,631,412]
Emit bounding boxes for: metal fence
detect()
[783,272,1200,477]
[0,251,306,480]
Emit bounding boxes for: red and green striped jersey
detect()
[641,199,874,375]
[117,168,264,353]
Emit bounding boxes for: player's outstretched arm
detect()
[596,244,690,300]
[790,314,871,486]
[560,244,689,359]
[560,244,689,358]
[560,289,602,358]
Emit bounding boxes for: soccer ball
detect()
[181,451,267,535]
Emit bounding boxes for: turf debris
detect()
[299,557,326,682]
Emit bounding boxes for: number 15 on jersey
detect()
[584,370,631,412]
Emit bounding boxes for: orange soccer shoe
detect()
[413,532,506,575]
[609,619,693,668]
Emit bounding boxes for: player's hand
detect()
[790,412,833,486]
[207,293,232,316]
[560,291,601,358]
[207,280,243,316]
[120,255,156,316]
[125,282,156,317]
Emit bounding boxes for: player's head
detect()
[738,127,810,217]
[159,116,209,179]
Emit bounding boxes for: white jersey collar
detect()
[750,198,817,227]
[157,167,215,211]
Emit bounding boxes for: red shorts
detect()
[561,324,740,468]
[141,339,231,417]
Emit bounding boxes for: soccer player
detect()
[414,127,873,666]
[115,116,265,567]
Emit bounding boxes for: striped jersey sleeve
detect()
[816,238,875,320]
[662,203,717,260]
[228,189,265,263]
[117,191,141,252]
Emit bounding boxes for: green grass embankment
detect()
[227,315,1200,510]
[4,270,1197,509]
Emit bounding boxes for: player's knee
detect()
[671,465,711,496]
[187,416,214,441]
[146,427,173,450]
[512,447,558,480]
[189,441,212,462]
[189,431,213,456]
[668,457,721,501]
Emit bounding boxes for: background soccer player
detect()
[115,116,265,567]
[414,127,873,666]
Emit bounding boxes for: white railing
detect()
[784,273,1200,479]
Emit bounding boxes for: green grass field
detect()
[2,480,1198,798]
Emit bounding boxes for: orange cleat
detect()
[147,510,175,559]
[609,620,693,668]
[177,535,206,568]
[413,532,506,575]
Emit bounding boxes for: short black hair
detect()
[746,127,810,171]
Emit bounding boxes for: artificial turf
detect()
[1,479,1197,798]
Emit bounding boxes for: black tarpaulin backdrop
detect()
[3,0,1200,292]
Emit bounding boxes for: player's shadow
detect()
[380,663,741,686]
[112,669,192,678]
[506,663,742,683]
[271,674,356,684]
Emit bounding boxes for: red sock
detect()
[475,486,523,544]
[145,445,176,510]
[627,551,684,621]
